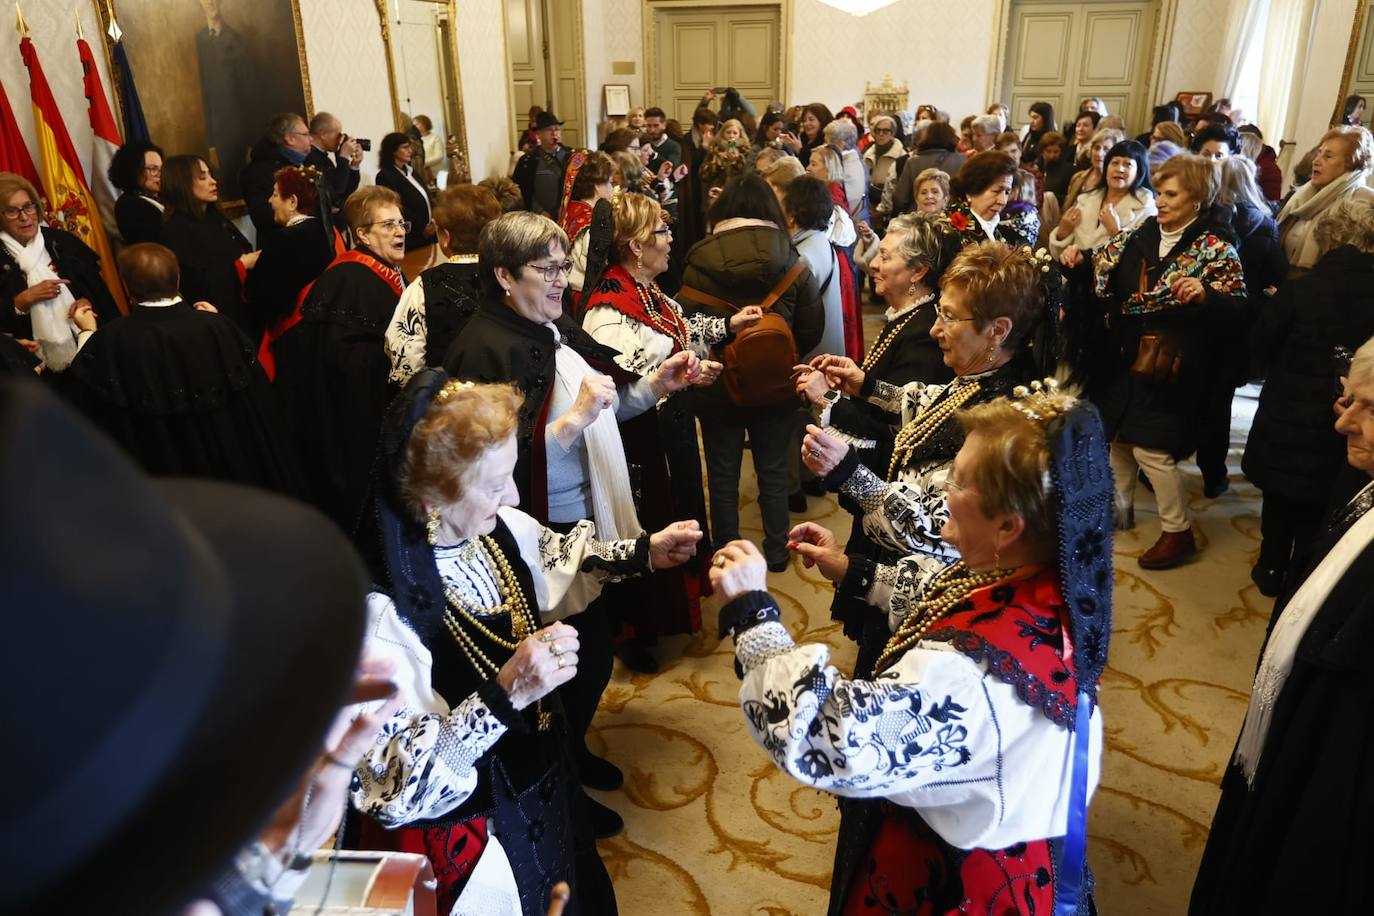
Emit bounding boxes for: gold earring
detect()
[636,252,644,278]
[426,508,442,546]
[907,282,917,298]
[986,343,997,362]
[994,549,1001,569]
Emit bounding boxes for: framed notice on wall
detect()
[604,84,631,117]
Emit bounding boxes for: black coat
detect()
[1091,215,1247,456]
[114,192,163,245]
[417,260,483,367]
[1219,199,1287,300]
[1243,245,1374,498]
[676,223,825,423]
[511,144,570,217]
[159,207,253,339]
[374,165,432,251]
[240,139,294,245]
[0,227,120,340]
[305,145,360,214]
[272,248,402,532]
[243,217,336,333]
[57,300,303,496]
[1188,494,1374,915]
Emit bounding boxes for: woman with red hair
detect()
[244,164,341,336]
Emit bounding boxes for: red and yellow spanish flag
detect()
[20,35,126,313]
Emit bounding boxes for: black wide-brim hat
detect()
[0,381,368,914]
[532,111,563,130]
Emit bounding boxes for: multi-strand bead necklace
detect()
[861,293,935,373]
[441,536,552,730]
[633,278,690,353]
[887,380,982,478]
[874,561,1016,673]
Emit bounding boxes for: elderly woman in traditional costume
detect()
[713,381,1111,915]
[354,374,701,915]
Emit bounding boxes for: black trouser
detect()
[1257,489,1325,576]
[547,522,617,765]
[1197,373,1237,488]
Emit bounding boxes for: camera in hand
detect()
[356,137,373,152]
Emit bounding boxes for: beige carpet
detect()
[589,327,1269,914]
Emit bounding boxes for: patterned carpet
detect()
[588,318,1270,915]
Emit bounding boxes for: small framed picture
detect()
[604,84,631,118]
[1175,91,1214,118]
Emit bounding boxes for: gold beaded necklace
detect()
[861,294,934,373]
[887,380,982,479]
[873,561,1017,673]
[440,536,551,730]
[633,278,691,353]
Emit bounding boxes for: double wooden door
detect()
[652,5,781,125]
[1002,0,1160,134]
[504,0,585,149]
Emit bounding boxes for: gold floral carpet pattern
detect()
[589,353,1268,914]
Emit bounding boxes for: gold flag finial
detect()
[105,0,122,42]
[75,9,84,40]
[16,2,30,36]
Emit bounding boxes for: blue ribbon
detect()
[1054,688,1093,914]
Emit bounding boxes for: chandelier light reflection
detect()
[815,0,903,14]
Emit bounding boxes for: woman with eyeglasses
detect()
[443,211,701,840]
[579,192,757,671]
[793,241,1043,674]
[107,141,165,245]
[0,172,120,370]
[862,116,907,235]
[270,185,408,530]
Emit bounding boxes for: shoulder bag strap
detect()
[758,260,808,312]
[676,285,736,312]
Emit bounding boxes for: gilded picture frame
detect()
[94,0,314,204]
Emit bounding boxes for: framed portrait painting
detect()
[98,0,312,203]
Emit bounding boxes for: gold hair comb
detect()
[1008,377,1077,424]
[434,379,476,403]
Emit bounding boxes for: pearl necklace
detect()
[633,277,690,353]
[874,561,1017,673]
[887,380,982,479]
[440,536,551,730]
[862,293,935,372]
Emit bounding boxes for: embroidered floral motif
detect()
[1093,224,1245,315]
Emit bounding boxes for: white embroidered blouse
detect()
[731,564,1103,851]
[582,289,726,375]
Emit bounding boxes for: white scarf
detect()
[974,210,1000,241]
[1278,169,1370,269]
[545,323,642,540]
[1,229,79,371]
[1234,483,1374,785]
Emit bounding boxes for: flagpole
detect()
[16,2,29,36]
[75,9,83,40]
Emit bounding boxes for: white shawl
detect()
[546,327,642,540]
[1234,483,1374,785]
[1,229,79,371]
[1277,169,1370,270]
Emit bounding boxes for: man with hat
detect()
[0,379,395,914]
[513,111,571,218]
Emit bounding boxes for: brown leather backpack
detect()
[679,260,807,407]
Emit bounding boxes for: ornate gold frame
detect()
[375,0,470,164]
[94,0,314,127]
[1334,0,1370,127]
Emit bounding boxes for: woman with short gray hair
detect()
[444,209,700,838]
[1244,196,1374,595]
[825,117,869,223]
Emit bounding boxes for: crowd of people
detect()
[4,84,1374,916]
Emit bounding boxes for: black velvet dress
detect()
[159,207,253,339]
[271,246,403,532]
[242,217,336,334]
[0,227,120,339]
[57,300,303,495]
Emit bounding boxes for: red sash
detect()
[257,239,398,381]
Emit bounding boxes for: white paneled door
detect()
[504,0,584,149]
[1003,0,1160,135]
[652,6,780,125]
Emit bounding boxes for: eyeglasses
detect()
[935,305,976,325]
[2,202,37,220]
[524,260,573,282]
[142,165,162,175]
[362,219,412,234]
[941,473,976,495]
[873,126,894,134]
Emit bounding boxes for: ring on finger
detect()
[557,656,567,669]
[539,630,555,642]
[713,555,727,568]
[808,448,822,459]
[549,641,563,656]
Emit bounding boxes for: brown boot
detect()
[1139,528,1197,570]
